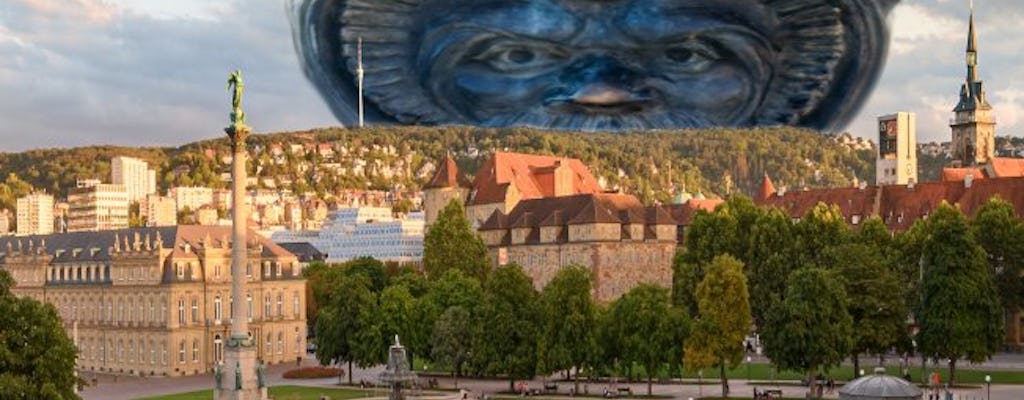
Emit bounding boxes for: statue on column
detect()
[226,70,246,125]
[257,359,267,388]
[234,360,242,390]
[215,362,223,389]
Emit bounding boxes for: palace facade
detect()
[0,225,307,377]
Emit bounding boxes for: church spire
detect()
[966,0,978,83]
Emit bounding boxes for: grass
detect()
[133,385,375,400]
[671,363,1024,385]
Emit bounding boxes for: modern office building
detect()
[112,156,157,203]
[68,184,129,232]
[16,192,55,236]
[306,208,424,264]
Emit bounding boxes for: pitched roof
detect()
[754,176,1024,231]
[425,154,471,189]
[942,167,988,182]
[663,198,725,226]
[0,226,295,264]
[757,174,777,202]
[468,152,603,205]
[989,157,1024,178]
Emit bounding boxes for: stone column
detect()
[218,70,266,400]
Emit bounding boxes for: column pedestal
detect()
[215,338,267,400]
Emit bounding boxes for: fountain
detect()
[379,336,418,400]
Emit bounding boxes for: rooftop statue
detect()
[290,0,899,132]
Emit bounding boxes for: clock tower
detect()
[950,2,996,166]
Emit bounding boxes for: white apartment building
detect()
[144,194,177,227]
[313,208,424,264]
[169,187,215,213]
[111,156,157,202]
[68,184,129,232]
[16,192,54,236]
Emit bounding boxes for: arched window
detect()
[178,340,186,363]
[277,332,283,354]
[292,292,299,317]
[139,340,146,364]
[214,335,223,363]
[266,333,272,354]
[192,339,199,363]
[246,294,253,321]
[276,292,283,317]
[191,298,199,323]
[128,340,135,363]
[264,295,271,319]
[150,341,156,365]
[117,340,124,363]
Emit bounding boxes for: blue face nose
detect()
[554,56,651,109]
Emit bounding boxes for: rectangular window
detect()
[178,299,185,325]
[191,299,199,323]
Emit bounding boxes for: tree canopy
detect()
[537,266,598,392]
[685,254,751,397]
[917,203,1002,384]
[423,199,489,282]
[0,270,81,400]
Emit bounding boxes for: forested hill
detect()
[0,126,877,208]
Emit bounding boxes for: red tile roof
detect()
[942,167,987,182]
[468,152,603,206]
[755,176,1024,231]
[663,199,725,226]
[990,157,1024,178]
[757,174,777,202]
[425,154,471,189]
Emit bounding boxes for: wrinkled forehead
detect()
[423,0,779,40]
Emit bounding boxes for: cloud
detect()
[851,0,1024,144]
[0,0,336,151]
[0,0,1022,154]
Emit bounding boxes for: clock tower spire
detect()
[951,0,995,166]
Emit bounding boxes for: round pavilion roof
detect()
[838,368,923,400]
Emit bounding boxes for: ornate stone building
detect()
[425,152,604,228]
[0,226,307,377]
[478,193,676,302]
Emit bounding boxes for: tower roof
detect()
[424,153,470,189]
[757,173,777,202]
[955,2,989,112]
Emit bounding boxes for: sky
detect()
[0,0,1022,152]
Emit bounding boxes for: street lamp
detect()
[985,374,991,400]
[746,356,752,381]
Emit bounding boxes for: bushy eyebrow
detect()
[617,2,775,42]
[435,2,584,42]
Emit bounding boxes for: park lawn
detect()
[133,385,375,400]
[617,363,1024,386]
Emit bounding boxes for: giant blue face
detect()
[291,0,899,132]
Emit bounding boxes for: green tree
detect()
[343,257,388,293]
[970,197,1024,315]
[474,264,539,391]
[917,203,1002,384]
[0,270,81,399]
[763,268,852,396]
[794,203,850,268]
[745,207,798,326]
[684,255,751,397]
[824,243,907,378]
[417,269,484,362]
[378,285,419,365]
[128,201,146,228]
[423,199,489,281]
[537,266,597,393]
[431,306,473,389]
[610,284,688,396]
[315,274,382,384]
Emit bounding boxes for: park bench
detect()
[616,387,632,396]
[543,383,558,393]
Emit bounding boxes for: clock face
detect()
[967,52,977,65]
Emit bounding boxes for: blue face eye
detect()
[663,41,719,74]
[477,43,566,74]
